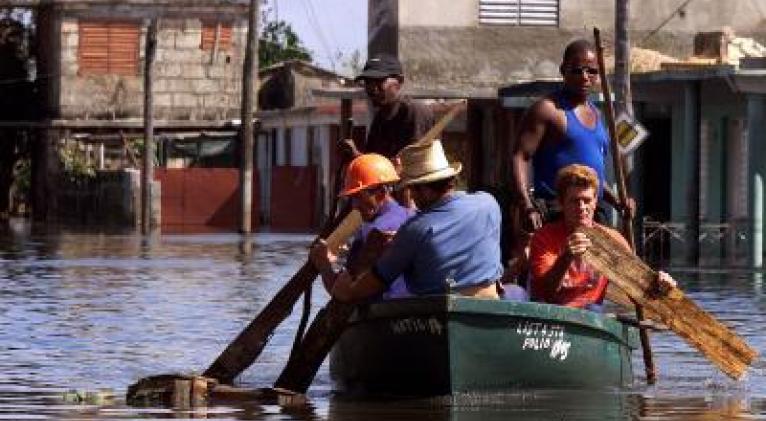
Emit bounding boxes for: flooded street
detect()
[1,219,765,420]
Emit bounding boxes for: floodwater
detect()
[1,219,765,421]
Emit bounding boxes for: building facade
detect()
[371,0,766,96]
[370,0,766,266]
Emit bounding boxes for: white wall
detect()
[398,0,766,32]
[399,0,478,27]
[291,125,309,166]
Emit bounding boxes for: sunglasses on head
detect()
[565,66,599,76]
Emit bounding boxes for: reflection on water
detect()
[0,219,765,420]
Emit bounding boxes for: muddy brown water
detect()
[1,219,765,420]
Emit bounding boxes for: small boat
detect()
[330,295,639,396]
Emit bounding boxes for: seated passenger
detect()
[529,164,675,310]
[310,153,414,299]
[329,140,505,302]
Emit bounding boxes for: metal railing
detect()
[640,217,753,267]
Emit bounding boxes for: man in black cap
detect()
[344,54,434,160]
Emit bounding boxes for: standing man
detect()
[344,54,434,160]
[511,39,628,231]
[529,164,674,310]
[310,153,413,298]
[329,140,505,302]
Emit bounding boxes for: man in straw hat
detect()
[329,140,508,302]
[310,153,413,299]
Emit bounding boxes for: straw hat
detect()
[398,140,462,187]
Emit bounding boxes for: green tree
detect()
[259,20,312,68]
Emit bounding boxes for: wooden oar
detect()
[582,225,758,380]
[203,209,363,384]
[416,100,465,147]
[272,101,467,393]
[204,111,358,384]
[593,27,657,384]
[274,229,392,393]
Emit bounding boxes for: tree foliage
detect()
[259,20,312,68]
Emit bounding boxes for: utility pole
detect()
[141,18,158,234]
[239,0,259,233]
[614,0,632,117]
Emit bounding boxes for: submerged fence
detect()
[640,217,754,267]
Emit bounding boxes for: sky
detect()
[267,0,368,76]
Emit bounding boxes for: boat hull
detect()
[330,296,638,396]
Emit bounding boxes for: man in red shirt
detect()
[529,164,675,310]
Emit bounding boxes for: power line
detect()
[299,0,336,71]
[641,0,695,44]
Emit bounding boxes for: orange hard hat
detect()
[340,153,400,197]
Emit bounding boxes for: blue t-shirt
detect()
[532,93,609,200]
[373,192,504,295]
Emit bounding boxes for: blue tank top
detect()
[532,92,609,200]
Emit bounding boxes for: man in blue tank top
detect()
[511,39,630,232]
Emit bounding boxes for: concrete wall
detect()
[56,16,246,119]
[55,169,141,226]
[399,0,766,33]
[388,0,766,95]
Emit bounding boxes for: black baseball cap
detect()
[355,54,403,80]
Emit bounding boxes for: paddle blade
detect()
[582,226,758,380]
[325,209,362,255]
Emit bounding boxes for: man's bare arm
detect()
[511,99,558,229]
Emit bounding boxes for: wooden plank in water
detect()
[582,226,758,380]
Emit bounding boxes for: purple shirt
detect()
[346,198,414,299]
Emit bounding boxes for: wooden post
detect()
[98,143,105,170]
[239,0,259,234]
[141,19,158,235]
[614,0,635,177]
[614,0,632,117]
[684,82,701,265]
[327,97,353,219]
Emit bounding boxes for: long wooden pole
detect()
[239,0,259,233]
[594,27,656,384]
[204,97,357,384]
[141,19,158,234]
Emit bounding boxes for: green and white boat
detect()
[330,295,639,396]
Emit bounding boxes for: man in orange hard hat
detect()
[310,153,414,299]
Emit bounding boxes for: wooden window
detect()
[78,20,140,76]
[201,21,232,51]
[479,0,559,26]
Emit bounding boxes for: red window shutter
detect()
[78,20,139,76]
[107,22,140,76]
[79,22,109,75]
[201,21,232,51]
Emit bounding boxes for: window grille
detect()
[479,0,559,26]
